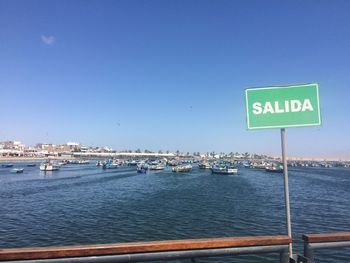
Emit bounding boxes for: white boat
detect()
[148,164,165,170]
[102,161,120,169]
[211,165,238,175]
[250,162,267,169]
[78,160,90,164]
[40,161,60,171]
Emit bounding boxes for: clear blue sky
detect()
[1,0,350,158]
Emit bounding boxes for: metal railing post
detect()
[303,243,314,263]
[279,248,290,263]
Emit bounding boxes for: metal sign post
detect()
[245,83,322,259]
[281,128,292,256]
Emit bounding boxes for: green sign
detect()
[245,83,321,129]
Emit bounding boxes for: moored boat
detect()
[127,160,139,166]
[211,165,238,175]
[198,162,211,169]
[172,164,192,172]
[40,161,60,171]
[148,164,165,170]
[103,163,119,169]
[242,162,250,168]
[58,160,68,166]
[167,160,178,166]
[265,164,283,173]
[67,160,79,164]
[10,168,24,173]
[102,162,120,169]
[249,162,267,169]
[2,163,14,168]
[26,163,36,167]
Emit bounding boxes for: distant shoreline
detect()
[0,157,76,162]
[0,156,348,163]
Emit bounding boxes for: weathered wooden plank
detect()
[0,235,291,261]
[303,232,350,243]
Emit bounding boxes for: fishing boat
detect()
[211,165,238,175]
[102,162,119,169]
[167,160,178,166]
[2,163,14,168]
[265,164,283,173]
[148,164,165,170]
[198,162,211,169]
[10,168,24,173]
[103,163,118,169]
[242,162,250,168]
[127,160,139,166]
[40,161,60,171]
[172,164,192,172]
[58,160,68,166]
[249,162,267,169]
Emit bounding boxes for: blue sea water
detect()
[0,162,349,262]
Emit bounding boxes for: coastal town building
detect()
[0,141,26,156]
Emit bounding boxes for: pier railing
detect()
[302,232,350,263]
[0,235,291,263]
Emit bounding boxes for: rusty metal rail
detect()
[0,235,291,263]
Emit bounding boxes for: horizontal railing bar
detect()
[0,245,290,263]
[0,235,291,261]
[303,232,350,243]
[308,241,350,250]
